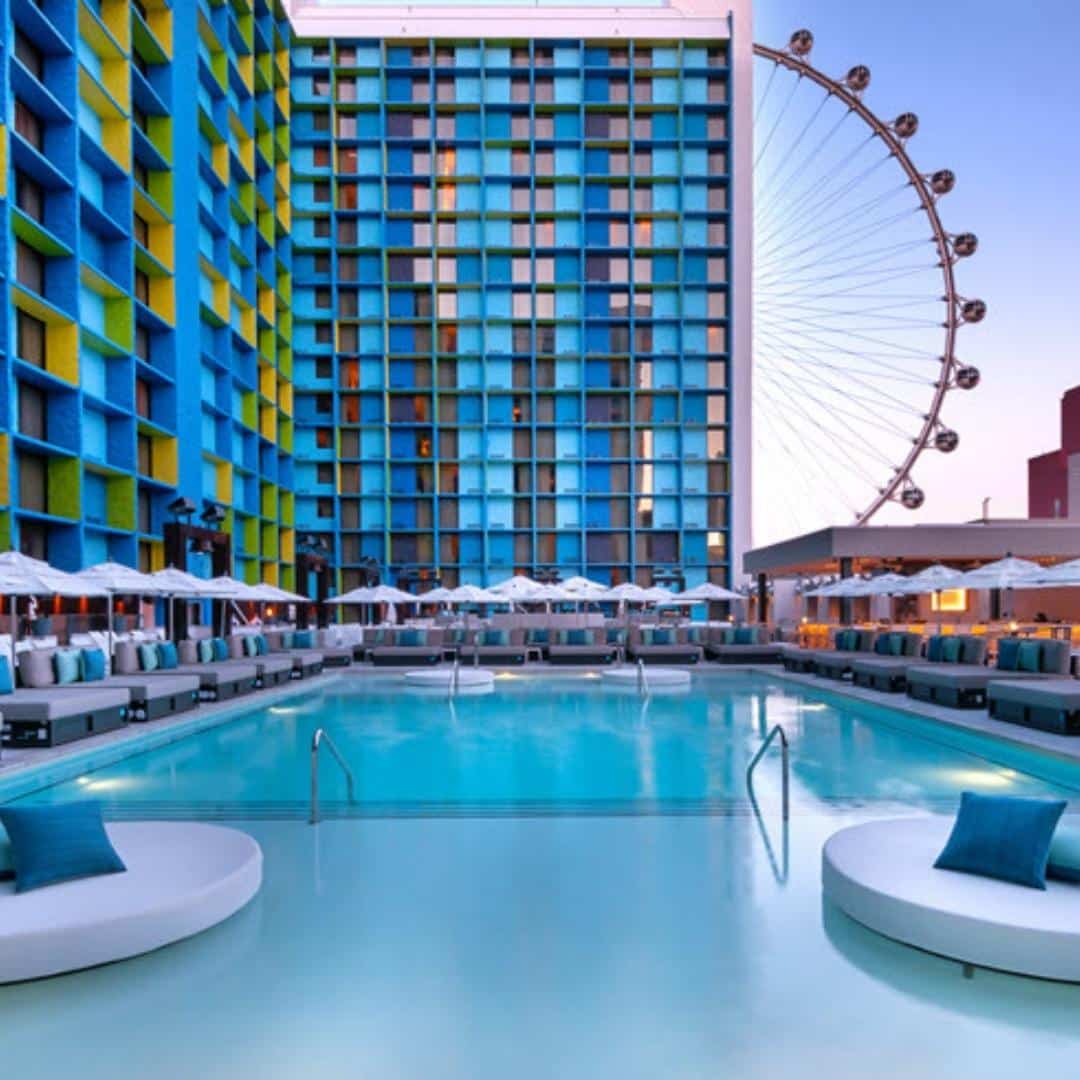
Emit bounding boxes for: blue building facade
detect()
[0,0,750,594]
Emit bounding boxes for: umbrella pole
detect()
[107,592,114,671]
[9,594,15,670]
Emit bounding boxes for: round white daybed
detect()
[0,822,261,984]
[402,668,495,690]
[602,667,692,688]
[823,817,1080,982]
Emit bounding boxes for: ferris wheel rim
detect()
[751,36,981,526]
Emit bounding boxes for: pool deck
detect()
[3,662,1080,800]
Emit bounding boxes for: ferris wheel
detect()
[751,29,985,545]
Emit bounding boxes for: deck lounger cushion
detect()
[642,628,674,645]
[888,634,905,656]
[525,629,549,645]
[138,644,159,672]
[480,630,509,646]
[934,792,1066,889]
[293,631,314,649]
[940,637,962,663]
[254,635,268,656]
[398,629,426,646]
[243,636,259,658]
[997,638,1021,671]
[926,636,944,662]
[20,651,53,689]
[873,635,890,655]
[197,639,214,664]
[54,650,81,685]
[157,642,179,670]
[0,803,126,894]
[80,649,107,682]
[1017,641,1042,673]
[567,629,591,646]
[734,628,755,645]
[1047,828,1080,883]
[211,638,229,662]
[0,658,12,695]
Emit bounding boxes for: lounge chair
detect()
[705,626,784,664]
[627,627,703,665]
[906,638,1072,709]
[370,628,444,667]
[226,636,294,688]
[262,631,324,678]
[852,634,982,693]
[462,629,527,666]
[314,629,354,668]
[1,655,128,747]
[121,640,257,702]
[781,629,876,675]
[547,628,619,666]
[19,646,200,723]
[988,678,1080,734]
[815,630,897,680]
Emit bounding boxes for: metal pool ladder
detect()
[636,657,650,699]
[746,723,789,822]
[310,727,356,825]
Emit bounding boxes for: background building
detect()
[1029,385,1080,520]
[0,0,750,595]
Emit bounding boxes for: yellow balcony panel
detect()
[12,292,79,383]
[280,528,295,563]
[197,14,227,88]
[133,204,174,272]
[80,0,131,63]
[277,380,293,417]
[79,70,131,169]
[259,403,276,443]
[258,361,275,399]
[141,429,178,486]
[237,50,255,94]
[213,458,233,504]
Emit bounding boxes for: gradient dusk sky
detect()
[754,0,1080,525]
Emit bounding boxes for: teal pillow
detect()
[606,628,626,645]
[255,635,268,656]
[54,649,81,685]
[940,637,962,663]
[734,627,755,645]
[997,638,1021,671]
[1047,826,1080,883]
[138,643,159,672]
[198,639,214,664]
[934,792,1066,889]
[835,630,851,652]
[1017,640,1041,673]
[398,629,426,646]
[0,802,127,894]
[0,657,13,695]
[526,629,549,645]
[281,631,294,649]
[156,641,179,669]
[0,826,12,881]
[80,649,107,681]
[243,636,259,657]
[210,638,228,662]
[888,634,905,657]
[480,629,509,646]
[567,629,591,646]
[927,636,944,662]
[293,631,313,649]
[654,628,675,645]
[444,628,466,645]
[873,635,891,656]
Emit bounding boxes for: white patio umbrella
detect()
[677,582,743,602]
[414,586,457,606]
[488,575,543,600]
[77,561,167,660]
[1012,558,1080,589]
[326,584,420,626]
[148,566,222,639]
[446,585,511,606]
[850,573,912,597]
[561,575,607,597]
[892,564,965,595]
[248,583,308,605]
[956,555,1045,620]
[805,578,863,598]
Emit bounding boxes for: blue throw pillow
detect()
[997,638,1021,671]
[526,629,549,645]
[80,649,107,682]
[157,641,179,669]
[0,802,127,894]
[480,629,508,646]
[734,627,755,645]
[940,637,962,663]
[211,638,229,662]
[606,628,625,645]
[242,636,259,658]
[293,631,313,649]
[934,792,1067,889]
[138,643,159,672]
[926,636,943,662]
[1017,640,1041,673]
[198,639,214,664]
[1047,826,1080,883]
[888,634,905,657]
[567,628,591,646]
[54,649,81,685]
[873,635,890,656]
[255,635,268,656]
[0,657,14,695]
[398,629,426,646]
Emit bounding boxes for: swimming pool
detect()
[9,671,1080,816]
[6,671,1080,1078]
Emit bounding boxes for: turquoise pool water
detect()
[10,672,1080,816]
[6,672,1080,1077]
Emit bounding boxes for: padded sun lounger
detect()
[627,644,703,665]
[371,645,443,667]
[780,646,826,673]
[547,644,619,665]
[706,642,784,664]
[988,679,1080,734]
[50,674,200,722]
[465,645,528,666]
[852,634,983,693]
[817,631,921,681]
[118,642,258,702]
[2,687,130,747]
[907,639,1071,709]
[226,637,298,687]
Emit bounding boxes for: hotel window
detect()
[15,171,44,222]
[512,221,531,246]
[707,221,728,246]
[634,219,652,246]
[134,161,149,191]
[438,257,457,283]
[16,241,45,295]
[609,221,629,246]
[135,378,151,419]
[438,293,457,318]
[707,114,728,139]
[634,292,653,316]
[14,101,43,151]
[610,257,630,282]
[336,114,355,138]
[535,187,554,212]
[512,257,531,283]
[412,149,431,173]
[436,183,456,210]
[535,293,554,319]
[413,184,432,211]
[411,46,430,65]
[315,428,333,449]
[18,383,46,441]
[708,186,728,211]
[511,149,530,176]
[510,78,530,105]
[317,463,334,485]
[338,78,357,102]
[435,148,456,177]
[634,258,652,284]
[436,78,454,103]
[314,254,331,275]
[18,453,48,513]
[315,287,331,308]
[135,324,150,363]
[633,150,652,173]
[337,146,357,172]
[535,47,553,67]
[338,324,359,349]
[317,499,334,519]
[609,78,628,103]
[313,181,330,203]
[634,79,652,103]
[708,79,728,103]
[512,293,531,319]
[707,257,727,282]
[137,433,153,476]
[312,76,330,96]
[414,221,434,246]
[315,357,332,379]
[435,46,454,66]
[437,222,456,245]
[313,44,330,62]
[609,151,629,174]
[709,150,728,175]
[336,181,357,209]
[513,326,531,352]
[339,290,359,317]
[338,45,356,65]
[138,489,152,534]
[536,327,555,352]
[535,115,554,139]
[535,258,555,284]
[339,256,358,281]
[411,77,429,103]
[311,111,330,133]
[707,325,727,352]
[511,184,530,212]
[315,394,332,415]
[313,216,331,238]
[511,47,530,68]
[437,325,457,353]
[610,186,630,211]
[634,116,652,140]
[511,114,530,140]
[535,78,554,104]
[15,31,44,80]
[535,150,554,176]
[634,187,653,211]
[436,115,455,139]
[610,48,629,67]
[315,323,333,344]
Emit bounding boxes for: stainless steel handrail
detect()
[746,723,789,821]
[449,652,460,697]
[310,727,356,825]
[636,657,650,699]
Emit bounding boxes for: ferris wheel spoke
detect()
[753,75,805,171]
[756,237,931,290]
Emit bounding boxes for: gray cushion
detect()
[178,640,198,665]
[227,636,246,660]
[113,641,139,675]
[19,650,56,689]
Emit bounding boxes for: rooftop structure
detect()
[1029,384,1080,520]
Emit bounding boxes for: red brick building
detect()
[1029,386,1080,518]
